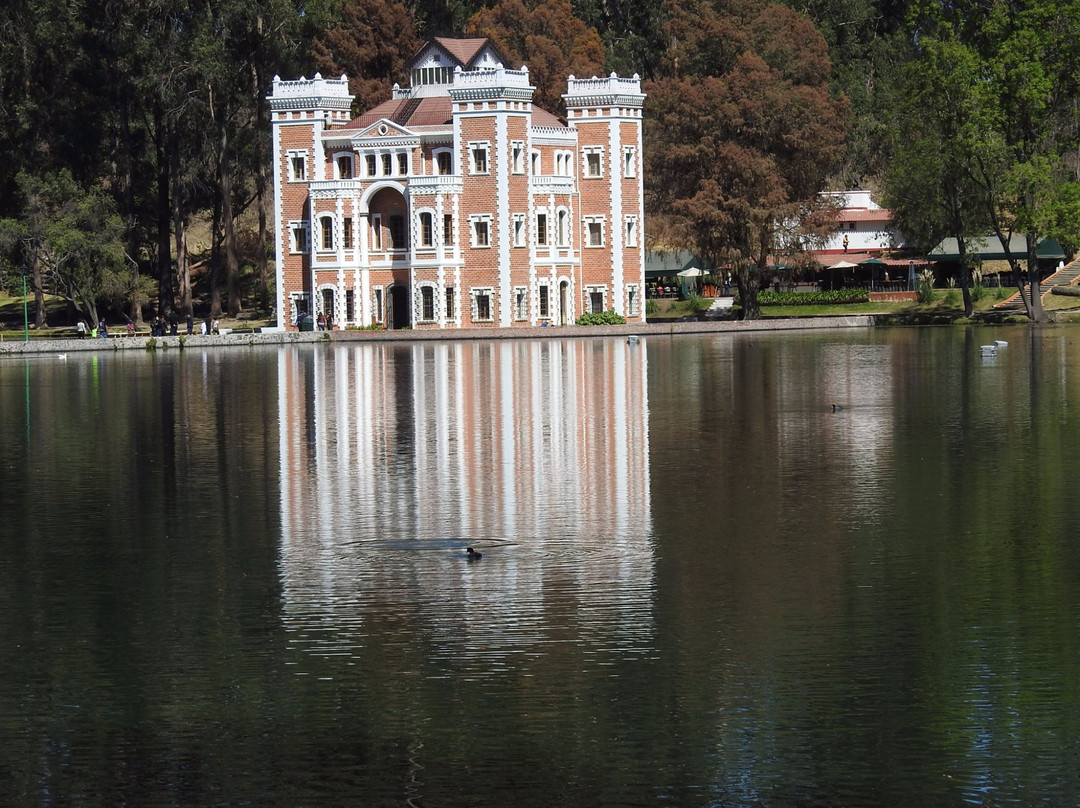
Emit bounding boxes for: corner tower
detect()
[267,74,354,326]
[564,74,645,321]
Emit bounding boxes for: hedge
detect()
[758,289,870,306]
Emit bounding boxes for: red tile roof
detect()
[432,37,491,67]
[837,208,893,223]
[337,95,567,131]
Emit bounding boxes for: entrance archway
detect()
[388,285,411,329]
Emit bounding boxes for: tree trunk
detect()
[210,184,223,318]
[155,103,174,317]
[1027,231,1046,323]
[735,264,760,320]
[251,60,270,313]
[119,98,144,326]
[957,238,973,317]
[32,253,46,328]
[218,116,242,318]
[170,123,192,317]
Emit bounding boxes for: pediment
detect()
[352,119,415,140]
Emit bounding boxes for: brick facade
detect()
[268,39,645,330]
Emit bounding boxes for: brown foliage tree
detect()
[466,0,606,114]
[312,0,421,113]
[646,0,848,318]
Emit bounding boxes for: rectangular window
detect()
[389,215,406,249]
[382,154,392,175]
[343,218,353,250]
[557,210,569,247]
[626,285,639,317]
[398,153,408,176]
[445,287,455,319]
[470,143,489,174]
[443,214,454,246]
[623,146,636,178]
[320,218,334,251]
[584,149,602,177]
[338,155,352,179]
[585,217,604,247]
[589,289,604,313]
[421,286,435,321]
[625,216,637,248]
[511,141,524,174]
[290,222,308,253]
[514,286,528,320]
[538,285,550,318]
[474,289,492,321]
[346,289,355,322]
[437,151,452,175]
[288,151,307,182]
[373,288,384,323]
[371,215,382,250]
[512,214,525,247]
[536,213,547,246]
[366,154,377,177]
[471,216,490,248]
[420,212,433,247]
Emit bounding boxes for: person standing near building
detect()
[76,320,86,339]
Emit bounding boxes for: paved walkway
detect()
[0,315,875,357]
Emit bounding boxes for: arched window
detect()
[419,212,434,247]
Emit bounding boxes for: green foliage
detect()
[917,269,936,304]
[645,298,659,315]
[685,293,712,313]
[576,309,627,326]
[1050,285,1080,297]
[944,288,959,307]
[758,289,869,306]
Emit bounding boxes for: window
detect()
[421,286,435,322]
[555,151,572,176]
[382,154,392,176]
[288,151,307,182]
[471,215,491,248]
[343,218,353,250]
[389,215,406,249]
[338,155,352,179]
[397,153,408,176]
[530,150,540,175]
[514,286,528,320]
[371,215,382,250]
[585,216,604,247]
[512,214,525,247]
[557,210,569,247]
[373,287,384,323]
[346,289,355,322]
[290,221,309,253]
[588,288,604,313]
[536,213,548,246]
[320,216,334,251]
[473,289,493,321]
[623,146,636,178]
[511,141,524,174]
[366,154,377,177]
[538,284,550,318]
[436,150,452,175]
[443,214,454,246]
[625,215,638,248]
[627,285,640,317]
[445,287,455,319]
[584,148,602,177]
[419,212,434,247]
[470,142,489,174]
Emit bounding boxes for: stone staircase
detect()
[993,257,1080,311]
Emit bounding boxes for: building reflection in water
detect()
[275,338,653,672]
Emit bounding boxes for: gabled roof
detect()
[930,235,1065,261]
[340,96,453,130]
[407,37,512,72]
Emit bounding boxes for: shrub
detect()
[645,298,659,315]
[576,309,627,326]
[944,288,959,307]
[1051,285,1080,297]
[758,289,869,306]
[686,293,712,313]
[917,268,935,304]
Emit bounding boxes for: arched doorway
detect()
[559,280,570,325]
[388,285,411,329]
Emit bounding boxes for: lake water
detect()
[2,326,1080,807]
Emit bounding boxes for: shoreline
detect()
[0,316,875,357]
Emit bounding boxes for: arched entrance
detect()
[388,285,411,329]
[559,280,570,325]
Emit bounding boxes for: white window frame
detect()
[287,150,308,182]
[371,214,383,251]
[470,214,492,248]
[373,286,384,324]
[624,215,638,248]
[512,214,526,247]
[433,147,453,176]
[536,210,549,246]
[334,152,353,179]
[513,286,528,321]
[623,146,637,178]
[538,283,550,319]
[586,285,606,314]
[365,153,377,177]
[469,141,490,175]
[511,141,525,174]
[418,210,435,248]
[317,214,335,252]
[397,152,409,176]
[445,286,456,320]
[556,208,570,248]
[472,287,494,322]
[289,220,309,253]
[555,150,573,177]
[584,215,604,248]
[418,283,437,323]
[626,284,640,317]
[583,147,603,178]
[530,149,541,175]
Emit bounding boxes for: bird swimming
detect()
[466,547,482,560]
[831,404,844,412]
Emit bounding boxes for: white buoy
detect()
[994,340,1008,347]
[627,335,640,344]
[981,345,997,355]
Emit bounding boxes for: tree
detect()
[0,171,130,327]
[466,0,605,114]
[646,0,848,319]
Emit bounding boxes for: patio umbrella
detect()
[828,260,858,269]
[859,258,886,266]
[677,267,706,277]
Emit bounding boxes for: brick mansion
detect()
[268,37,645,330]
